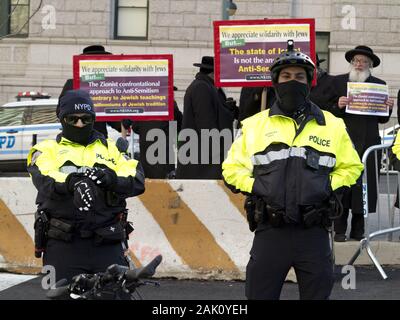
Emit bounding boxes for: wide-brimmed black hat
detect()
[193,56,214,70]
[345,45,380,67]
[80,45,112,55]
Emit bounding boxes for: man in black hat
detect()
[309,54,335,109]
[59,45,122,139]
[328,45,394,242]
[176,56,238,179]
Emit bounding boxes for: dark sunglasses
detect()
[64,114,94,125]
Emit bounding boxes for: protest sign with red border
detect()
[213,18,316,87]
[73,54,174,121]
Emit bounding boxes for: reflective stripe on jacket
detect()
[27,135,145,229]
[222,102,363,223]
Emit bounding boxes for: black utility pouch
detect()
[47,228,73,242]
[46,218,74,242]
[50,218,73,233]
[119,210,134,238]
[244,195,257,232]
[302,204,330,228]
[265,204,285,228]
[106,191,120,207]
[125,221,134,236]
[306,150,320,170]
[94,222,125,245]
[34,210,49,258]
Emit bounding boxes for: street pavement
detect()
[0,265,399,300]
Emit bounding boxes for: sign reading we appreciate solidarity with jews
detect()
[346,82,390,117]
[213,19,316,87]
[73,55,174,121]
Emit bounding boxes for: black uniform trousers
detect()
[246,223,334,300]
[43,237,128,283]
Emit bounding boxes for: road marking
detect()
[0,273,37,291]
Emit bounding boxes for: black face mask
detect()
[274,80,310,116]
[61,120,94,145]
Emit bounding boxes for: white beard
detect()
[349,67,371,82]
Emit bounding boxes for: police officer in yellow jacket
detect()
[27,89,145,282]
[222,40,363,300]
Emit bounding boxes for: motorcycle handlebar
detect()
[46,285,70,299]
[125,254,162,282]
[46,254,163,299]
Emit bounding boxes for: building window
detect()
[316,32,330,72]
[114,0,149,40]
[0,0,30,38]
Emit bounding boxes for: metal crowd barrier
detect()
[348,143,400,279]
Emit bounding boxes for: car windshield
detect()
[0,107,26,126]
[29,106,59,124]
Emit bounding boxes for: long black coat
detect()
[132,102,182,179]
[309,70,336,109]
[176,72,236,179]
[327,73,392,213]
[238,87,276,122]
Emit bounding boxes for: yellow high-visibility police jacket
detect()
[27,132,145,229]
[222,102,363,224]
[392,132,400,160]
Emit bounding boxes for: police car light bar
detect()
[16,91,51,101]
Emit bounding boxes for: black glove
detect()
[225,97,237,109]
[84,167,117,189]
[329,186,346,219]
[65,173,84,193]
[72,179,97,212]
[116,137,129,153]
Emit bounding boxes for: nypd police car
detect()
[0,92,138,172]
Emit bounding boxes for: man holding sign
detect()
[327,45,394,242]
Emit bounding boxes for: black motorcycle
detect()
[46,255,162,300]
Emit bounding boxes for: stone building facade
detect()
[0,0,399,119]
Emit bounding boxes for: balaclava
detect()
[57,89,96,145]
